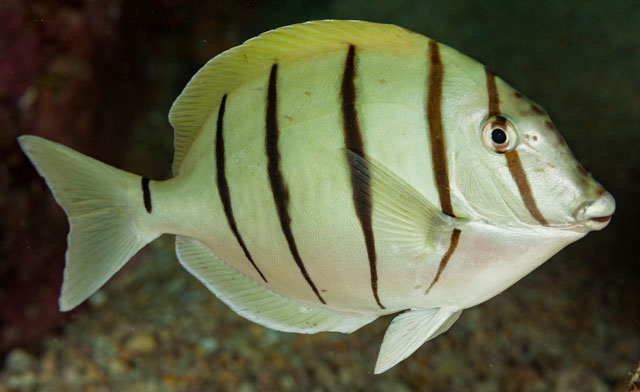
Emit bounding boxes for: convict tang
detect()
[19,20,615,373]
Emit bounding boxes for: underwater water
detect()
[1,0,638,391]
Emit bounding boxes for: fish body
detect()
[19,21,615,373]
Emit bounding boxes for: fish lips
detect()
[571,191,616,231]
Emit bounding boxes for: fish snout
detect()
[574,191,616,230]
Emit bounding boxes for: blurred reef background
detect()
[1,0,638,391]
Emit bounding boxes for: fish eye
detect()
[481,115,518,153]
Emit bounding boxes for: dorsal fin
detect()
[168,20,428,174]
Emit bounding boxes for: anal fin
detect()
[374,307,462,374]
[175,235,377,334]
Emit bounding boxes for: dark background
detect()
[1,0,638,390]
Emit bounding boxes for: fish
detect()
[18,20,615,374]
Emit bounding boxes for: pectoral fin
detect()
[344,150,465,259]
[374,307,462,374]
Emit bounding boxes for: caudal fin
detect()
[18,135,159,311]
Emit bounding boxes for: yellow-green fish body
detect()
[19,21,615,373]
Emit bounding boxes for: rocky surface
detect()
[1,235,637,391]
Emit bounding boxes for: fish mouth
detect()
[572,191,615,231]
[555,217,611,233]
[554,215,612,233]
[589,216,611,223]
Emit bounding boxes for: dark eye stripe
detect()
[485,68,501,116]
[485,68,547,226]
[504,151,549,225]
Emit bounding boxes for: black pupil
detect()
[491,128,507,144]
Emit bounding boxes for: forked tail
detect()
[19,135,160,311]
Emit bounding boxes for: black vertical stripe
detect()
[424,41,463,293]
[484,68,548,226]
[265,63,326,304]
[141,177,152,213]
[505,150,549,225]
[341,45,385,310]
[485,68,501,116]
[216,94,268,283]
[424,228,461,294]
[427,40,455,218]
